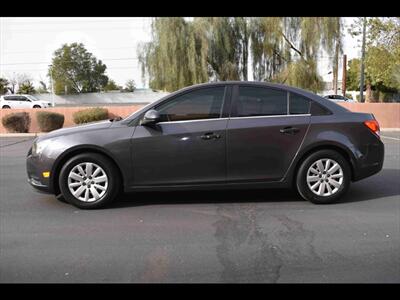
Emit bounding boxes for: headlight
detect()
[32,139,52,156]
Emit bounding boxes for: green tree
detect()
[138,18,210,92]
[49,43,109,94]
[0,78,9,94]
[346,59,362,91]
[349,17,400,102]
[17,81,36,94]
[104,79,121,91]
[139,17,343,93]
[206,17,249,81]
[36,81,49,94]
[250,17,342,93]
[124,79,136,92]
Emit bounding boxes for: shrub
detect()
[1,112,31,133]
[345,93,353,99]
[72,107,109,124]
[36,111,64,132]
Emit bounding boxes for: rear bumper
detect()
[352,138,385,181]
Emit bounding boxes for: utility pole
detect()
[342,54,347,97]
[333,42,340,95]
[359,17,367,103]
[48,65,55,107]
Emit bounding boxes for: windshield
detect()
[28,95,40,101]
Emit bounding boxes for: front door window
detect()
[156,87,226,122]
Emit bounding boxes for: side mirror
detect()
[141,109,160,126]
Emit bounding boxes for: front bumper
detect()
[26,152,52,194]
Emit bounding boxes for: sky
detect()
[0,17,361,90]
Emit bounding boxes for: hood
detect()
[38,120,113,140]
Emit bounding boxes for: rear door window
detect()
[234,86,287,117]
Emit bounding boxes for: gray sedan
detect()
[27,81,384,209]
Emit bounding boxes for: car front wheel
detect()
[296,150,351,204]
[59,153,120,209]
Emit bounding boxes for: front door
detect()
[131,86,229,186]
[227,85,311,182]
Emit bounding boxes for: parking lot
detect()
[0,133,399,283]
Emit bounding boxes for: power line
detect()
[3,46,140,54]
[0,57,139,66]
[2,18,151,27]
[1,27,149,34]
[0,66,141,72]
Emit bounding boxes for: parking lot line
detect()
[381,135,400,141]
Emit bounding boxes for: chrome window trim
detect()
[287,92,290,115]
[157,114,311,125]
[158,117,230,125]
[229,114,311,120]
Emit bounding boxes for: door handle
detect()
[280,127,300,135]
[201,132,221,140]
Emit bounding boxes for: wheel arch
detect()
[50,145,125,196]
[287,142,357,187]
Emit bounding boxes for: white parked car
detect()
[323,94,356,102]
[0,94,52,109]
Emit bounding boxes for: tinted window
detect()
[289,93,310,114]
[3,96,13,100]
[18,96,28,101]
[156,87,225,122]
[311,102,331,116]
[235,86,287,117]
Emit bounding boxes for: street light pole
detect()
[49,65,55,107]
[359,17,367,103]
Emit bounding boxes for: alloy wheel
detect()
[306,158,344,196]
[67,162,108,202]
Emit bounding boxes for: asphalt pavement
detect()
[0,134,399,283]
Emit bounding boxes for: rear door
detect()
[226,85,311,182]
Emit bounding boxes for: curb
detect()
[381,128,400,132]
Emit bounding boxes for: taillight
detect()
[364,119,380,137]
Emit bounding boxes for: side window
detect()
[310,102,331,116]
[3,96,12,101]
[156,87,225,122]
[289,93,310,114]
[235,86,287,117]
[19,96,29,101]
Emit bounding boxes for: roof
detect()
[167,81,350,114]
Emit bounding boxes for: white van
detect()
[0,94,52,109]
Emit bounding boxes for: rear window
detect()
[289,93,310,114]
[311,102,332,115]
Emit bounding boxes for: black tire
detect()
[2,105,10,109]
[33,105,41,108]
[58,153,121,209]
[296,149,351,204]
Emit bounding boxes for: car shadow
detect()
[108,168,400,209]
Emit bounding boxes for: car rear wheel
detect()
[33,105,41,108]
[296,150,351,204]
[2,105,11,109]
[59,153,120,209]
